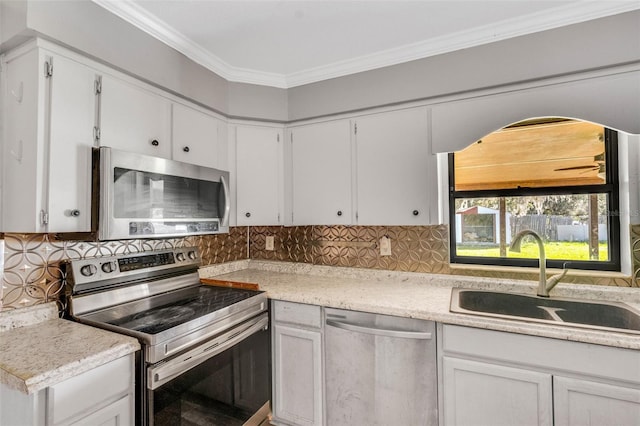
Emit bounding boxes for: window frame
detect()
[448,128,621,272]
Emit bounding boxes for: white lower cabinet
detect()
[272,301,323,426]
[442,357,552,426]
[0,354,135,426]
[441,325,640,426]
[553,376,640,426]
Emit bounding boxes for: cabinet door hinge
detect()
[44,61,53,78]
[277,213,281,223]
[277,133,280,142]
[93,126,101,142]
[40,210,49,226]
[354,123,358,135]
[94,77,102,94]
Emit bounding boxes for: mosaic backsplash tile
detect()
[2,224,638,311]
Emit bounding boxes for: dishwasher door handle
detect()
[326,319,432,340]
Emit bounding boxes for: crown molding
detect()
[92,0,640,89]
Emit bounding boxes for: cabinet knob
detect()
[413,210,419,216]
[70,209,81,217]
[337,210,343,216]
[183,146,190,153]
[151,139,159,146]
[245,212,251,218]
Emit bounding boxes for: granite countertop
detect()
[200,260,640,350]
[0,303,140,394]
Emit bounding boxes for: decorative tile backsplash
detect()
[632,224,640,287]
[0,228,249,311]
[2,224,638,311]
[249,225,450,274]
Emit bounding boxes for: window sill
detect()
[449,263,632,287]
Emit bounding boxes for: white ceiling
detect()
[93,0,640,89]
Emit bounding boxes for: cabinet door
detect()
[68,395,132,426]
[236,126,283,225]
[355,107,435,225]
[272,324,322,426]
[442,357,553,426]
[2,48,45,232]
[554,376,640,426]
[47,54,97,232]
[2,49,96,233]
[99,75,171,158]
[290,120,352,225]
[172,103,220,168]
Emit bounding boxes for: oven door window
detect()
[113,167,220,219]
[150,329,270,426]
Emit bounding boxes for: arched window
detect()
[449,118,620,271]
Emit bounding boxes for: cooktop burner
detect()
[88,285,263,336]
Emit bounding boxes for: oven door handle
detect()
[148,314,268,390]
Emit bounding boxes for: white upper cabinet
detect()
[172,102,221,169]
[289,119,353,225]
[2,44,96,233]
[354,107,435,225]
[235,125,283,226]
[99,74,172,158]
[47,54,97,233]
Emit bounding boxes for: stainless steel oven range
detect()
[64,247,270,426]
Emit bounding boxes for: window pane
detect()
[454,121,606,191]
[454,194,609,262]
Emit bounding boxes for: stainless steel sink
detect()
[450,288,640,335]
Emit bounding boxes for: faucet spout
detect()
[509,230,555,297]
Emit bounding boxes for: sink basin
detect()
[450,288,640,335]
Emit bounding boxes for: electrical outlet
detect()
[379,236,391,256]
[265,236,275,251]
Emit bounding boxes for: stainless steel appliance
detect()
[96,146,230,240]
[324,308,438,425]
[65,247,270,425]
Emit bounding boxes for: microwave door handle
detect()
[220,175,230,227]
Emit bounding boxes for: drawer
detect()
[273,300,322,328]
[48,354,134,425]
[442,325,640,383]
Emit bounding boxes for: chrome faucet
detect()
[509,230,568,297]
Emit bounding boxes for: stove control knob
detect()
[101,261,117,273]
[188,251,197,260]
[80,264,97,277]
[176,252,185,262]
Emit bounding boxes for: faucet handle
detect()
[545,266,569,294]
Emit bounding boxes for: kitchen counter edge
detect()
[0,303,140,394]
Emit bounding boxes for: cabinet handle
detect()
[151,139,159,146]
[70,209,81,217]
[183,146,190,153]
[326,319,432,340]
[337,210,343,216]
[413,210,419,216]
[245,212,251,218]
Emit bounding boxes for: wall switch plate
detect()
[265,236,275,251]
[379,236,391,256]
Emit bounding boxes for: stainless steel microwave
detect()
[96,146,230,240]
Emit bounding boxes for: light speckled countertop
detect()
[200,260,640,350]
[0,303,140,394]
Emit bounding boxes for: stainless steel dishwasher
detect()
[324,308,438,425]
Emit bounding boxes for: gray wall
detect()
[287,10,640,121]
[228,82,288,122]
[1,2,638,124]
